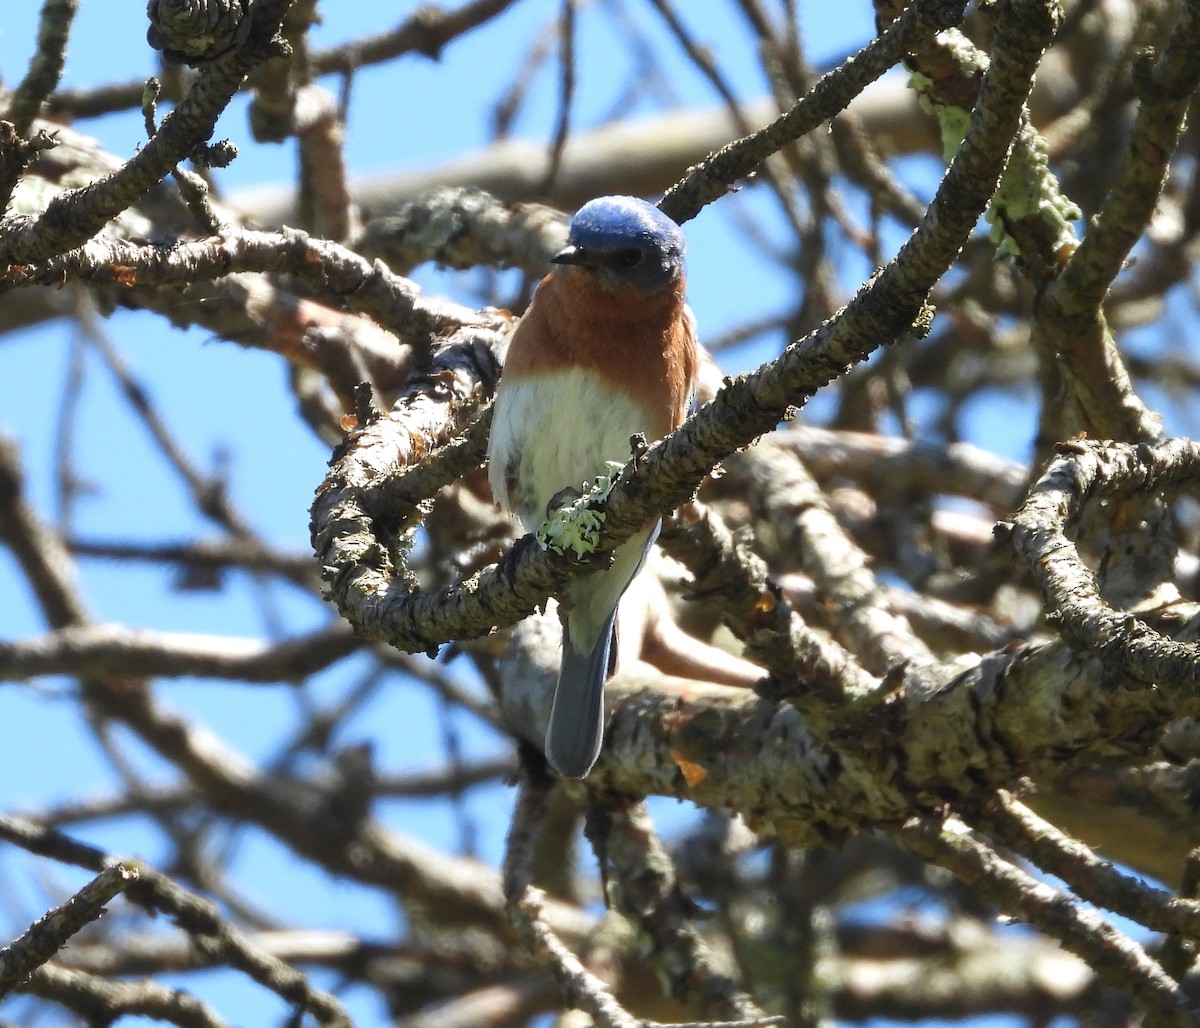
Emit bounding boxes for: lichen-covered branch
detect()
[309,0,1055,658]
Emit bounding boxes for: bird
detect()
[487,195,698,778]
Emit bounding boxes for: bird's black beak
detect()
[551,244,588,266]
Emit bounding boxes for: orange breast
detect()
[501,267,698,438]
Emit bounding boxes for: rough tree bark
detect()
[3,0,1200,1025]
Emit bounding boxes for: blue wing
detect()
[544,521,660,777]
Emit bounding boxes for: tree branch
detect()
[0,863,138,1000]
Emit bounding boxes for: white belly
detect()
[488,368,655,529]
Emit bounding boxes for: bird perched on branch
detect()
[488,195,698,778]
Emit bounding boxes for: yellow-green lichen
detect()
[909,71,972,162]
[908,70,1080,261]
[535,463,624,558]
[985,125,1081,260]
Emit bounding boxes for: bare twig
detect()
[981,790,1200,940]
[0,0,291,265]
[0,863,138,999]
[537,0,576,198]
[6,0,79,136]
[21,962,228,1028]
[659,0,968,222]
[510,885,640,1028]
[895,815,1200,1027]
[0,622,360,683]
[0,815,351,1025]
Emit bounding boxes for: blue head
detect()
[552,196,686,292]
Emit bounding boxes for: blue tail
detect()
[545,610,616,778]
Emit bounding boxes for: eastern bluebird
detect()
[488,196,699,778]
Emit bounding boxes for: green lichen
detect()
[986,125,1081,260]
[910,71,973,162]
[535,463,624,558]
[908,70,1080,261]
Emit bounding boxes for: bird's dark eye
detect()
[614,247,644,269]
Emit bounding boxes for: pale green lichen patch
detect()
[908,70,1081,261]
[535,462,624,558]
[986,126,1081,260]
[909,71,972,161]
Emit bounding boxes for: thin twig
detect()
[659,0,967,222]
[0,815,352,1026]
[895,815,1200,1027]
[22,962,228,1028]
[7,0,79,136]
[0,864,138,999]
[538,0,576,197]
[981,790,1200,939]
